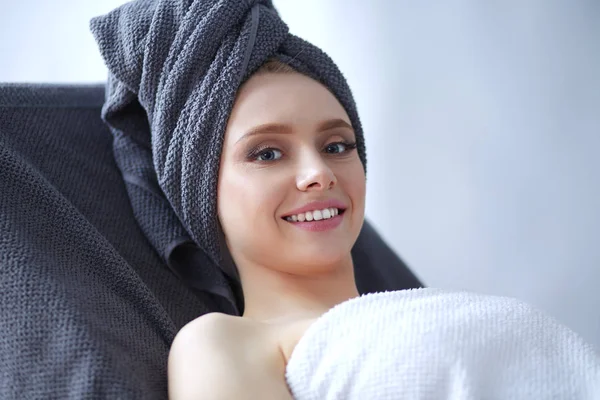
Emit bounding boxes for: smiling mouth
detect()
[283,207,345,223]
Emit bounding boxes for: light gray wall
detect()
[2,1,599,347]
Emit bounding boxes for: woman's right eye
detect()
[255,148,282,162]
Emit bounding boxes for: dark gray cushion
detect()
[0,83,421,399]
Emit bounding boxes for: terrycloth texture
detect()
[0,83,420,399]
[0,84,226,399]
[285,289,600,400]
[89,0,367,299]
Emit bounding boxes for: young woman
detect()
[168,59,366,399]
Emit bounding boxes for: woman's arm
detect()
[168,313,294,400]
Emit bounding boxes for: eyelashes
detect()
[245,141,358,162]
[325,141,357,154]
[248,146,282,162]
[245,144,280,161]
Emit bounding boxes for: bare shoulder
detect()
[168,312,293,400]
[171,312,250,350]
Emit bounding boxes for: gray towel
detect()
[89,0,367,310]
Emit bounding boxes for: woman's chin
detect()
[283,248,352,275]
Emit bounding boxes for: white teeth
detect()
[285,207,342,223]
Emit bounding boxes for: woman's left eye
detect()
[325,142,349,154]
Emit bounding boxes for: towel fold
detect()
[285,289,600,399]
[89,0,366,311]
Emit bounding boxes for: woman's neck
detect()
[239,255,359,324]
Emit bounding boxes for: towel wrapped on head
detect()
[89,0,366,311]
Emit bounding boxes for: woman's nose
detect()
[296,156,337,192]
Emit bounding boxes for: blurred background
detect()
[2,1,599,346]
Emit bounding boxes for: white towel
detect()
[285,288,600,399]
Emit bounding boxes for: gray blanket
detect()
[0,84,225,399]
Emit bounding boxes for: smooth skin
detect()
[168,71,366,399]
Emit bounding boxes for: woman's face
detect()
[217,72,365,276]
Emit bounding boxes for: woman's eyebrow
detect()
[236,118,354,144]
[236,123,293,144]
[316,118,354,132]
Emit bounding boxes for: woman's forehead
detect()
[225,73,351,143]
